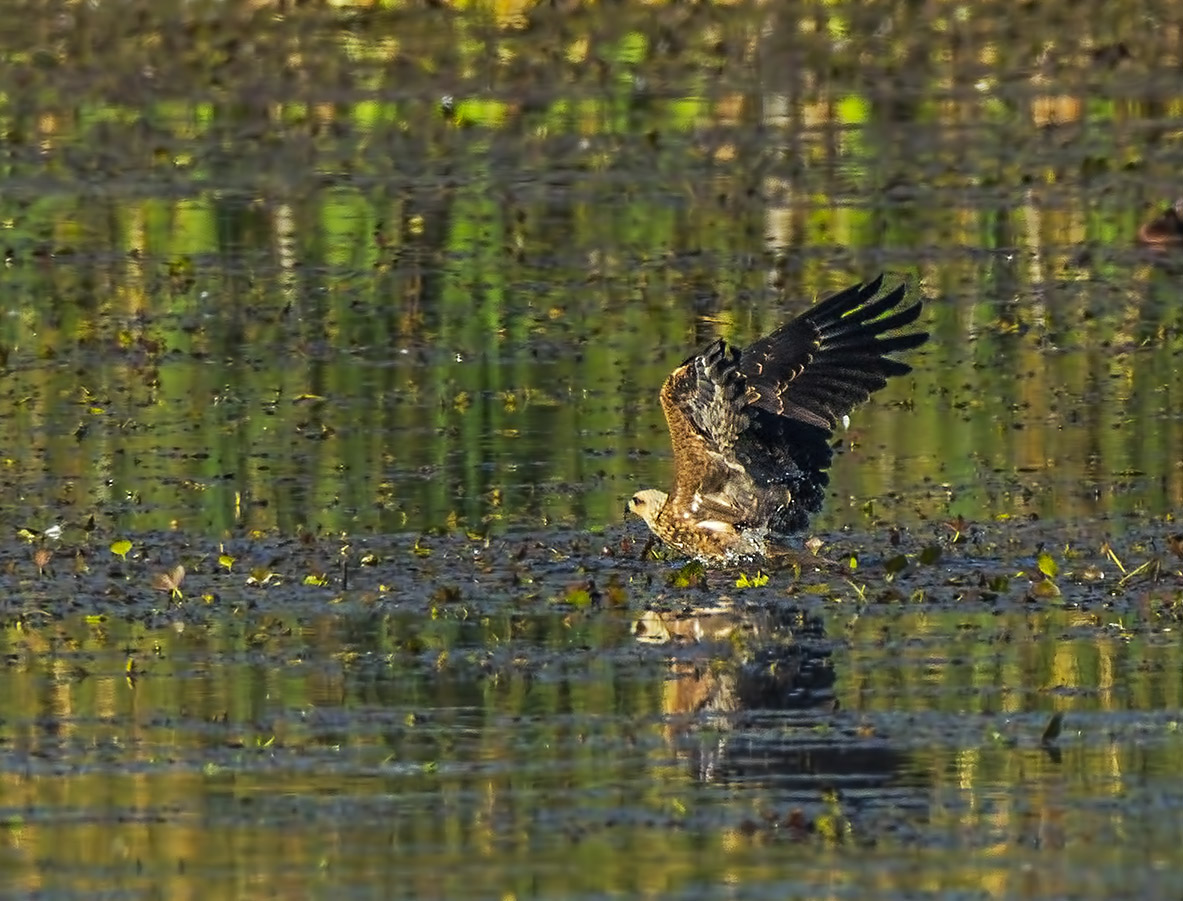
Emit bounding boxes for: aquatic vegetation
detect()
[734,570,768,589]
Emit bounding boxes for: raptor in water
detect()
[626,275,928,561]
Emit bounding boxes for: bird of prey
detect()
[627,275,927,561]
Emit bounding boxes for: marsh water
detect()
[2,1,1183,897]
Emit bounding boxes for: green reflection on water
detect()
[0,0,1180,539]
[2,153,1180,539]
[1,600,1183,898]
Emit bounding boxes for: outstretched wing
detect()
[656,275,927,534]
[740,275,927,430]
[656,340,767,532]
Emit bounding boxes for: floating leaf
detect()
[1037,551,1058,579]
[1030,578,1061,599]
[153,565,185,600]
[218,554,235,572]
[562,587,592,607]
[669,560,706,589]
[32,548,52,575]
[918,545,942,566]
[110,539,132,560]
[247,567,278,586]
[303,571,328,587]
[884,554,908,575]
[987,574,1011,593]
[805,536,824,556]
[603,577,628,606]
[735,570,770,589]
[431,584,462,604]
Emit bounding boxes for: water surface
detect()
[1,0,1182,897]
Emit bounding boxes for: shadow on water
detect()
[0,0,1183,897]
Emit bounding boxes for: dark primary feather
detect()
[740,275,927,430]
[666,275,928,535]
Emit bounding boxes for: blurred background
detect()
[1,0,1180,541]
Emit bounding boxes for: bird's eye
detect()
[631,496,642,508]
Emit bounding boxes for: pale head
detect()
[627,488,668,532]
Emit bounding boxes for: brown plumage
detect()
[1137,199,1183,248]
[627,275,928,561]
